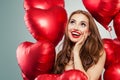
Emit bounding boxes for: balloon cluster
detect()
[83,0,120,80]
[16,0,88,80]
[16,0,67,80]
[24,0,67,46]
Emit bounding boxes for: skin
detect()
[65,13,106,80]
[68,13,90,43]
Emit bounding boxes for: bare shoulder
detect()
[97,49,106,66]
[99,50,106,59]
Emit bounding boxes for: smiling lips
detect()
[71,30,81,38]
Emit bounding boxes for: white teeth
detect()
[72,32,80,36]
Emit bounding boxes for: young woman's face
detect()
[68,13,90,43]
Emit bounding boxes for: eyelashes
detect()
[69,20,75,24]
[81,22,86,27]
[69,20,87,27]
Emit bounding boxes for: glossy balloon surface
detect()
[24,6,67,46]
[16,40,55,80]
[82,0,120,30]
[24,0,65,10]
[104,62,120,80]
[35,70,88,80]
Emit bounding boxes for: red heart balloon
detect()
[113,38,120,63]
[16,39,56,80]
[103,62,120,80]
[58,70,88,80]
[35,74,59,80]
[22,72,29,80]
[24,0,65,10]
[24,6,67,46]
[82,0,120,30]
[103,39,116,69]
[114,13,120,41]
[35,70,88,80]
[103,38,120,69]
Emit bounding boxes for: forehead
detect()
[70,13,89,22]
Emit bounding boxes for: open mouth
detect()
[71,30,81,38]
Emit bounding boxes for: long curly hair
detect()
[53,10,104,74]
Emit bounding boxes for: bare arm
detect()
[86,51,106,80]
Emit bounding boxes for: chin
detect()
[70,39,78,43]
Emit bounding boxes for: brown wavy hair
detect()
[53,10,104,74]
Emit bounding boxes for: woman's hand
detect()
[73,33,87,54]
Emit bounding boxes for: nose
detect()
[74,24,79,29]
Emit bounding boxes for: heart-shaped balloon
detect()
[114,13,120,41]
[24,0,65,10]
[16,39,56,80]
[24,6,67,46]
[35,70,88,80]
[35,74,59,80]
[103,38,120,69]
[82,0,120,30]
[103,62,120,80]
[113,38,120,63]
[22,72,29,80]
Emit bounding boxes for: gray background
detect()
[0,0,116,80]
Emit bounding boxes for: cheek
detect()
[68,25,73,30]
[67,27,71,37]
[68,30,71,38]
[85,29,90,33]
[67,26,73,33]
[84,29,90,36]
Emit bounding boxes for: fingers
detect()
[73,32,87,52]
[77,33,86,45]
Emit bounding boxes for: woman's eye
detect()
[70,20,75,24]
[81,23,86,27]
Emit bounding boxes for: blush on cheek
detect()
[86,30,91,34]
[84,30,91,37]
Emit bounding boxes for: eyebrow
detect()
[81,21,88,24]
[70,19,75,21]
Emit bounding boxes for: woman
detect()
[53,10,106,80]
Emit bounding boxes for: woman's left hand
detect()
[73,33,87,54]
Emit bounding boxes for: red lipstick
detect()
[71,30,81,38]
